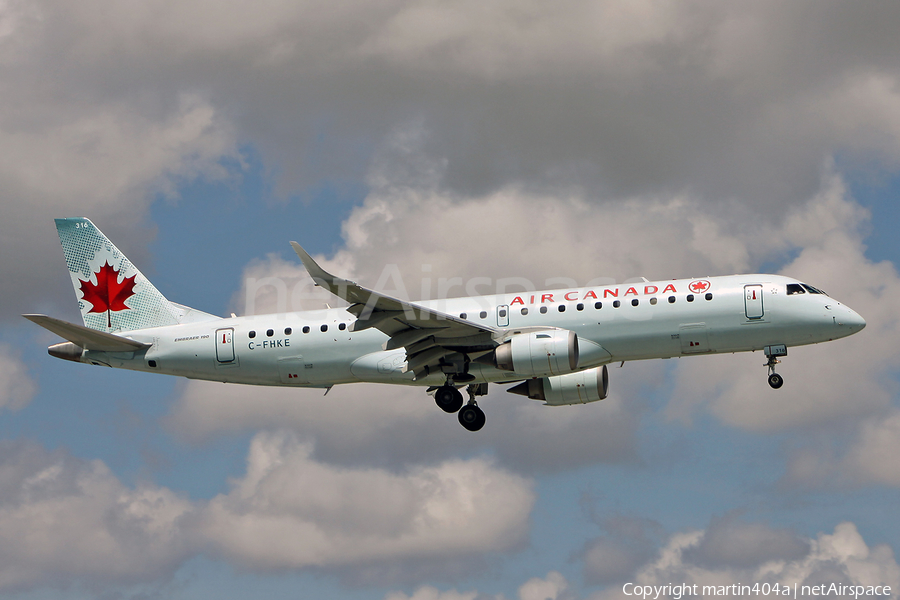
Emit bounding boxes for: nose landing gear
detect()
[767,370,784,389]
[764,344,787,389]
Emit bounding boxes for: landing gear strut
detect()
[764,344,787,389]
[458,383,488,432]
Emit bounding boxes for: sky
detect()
[1,1,900,599]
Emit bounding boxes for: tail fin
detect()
[55,218,216,332]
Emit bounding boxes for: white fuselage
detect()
[79,274,864,388]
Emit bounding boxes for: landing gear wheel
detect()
[458,403,486,432]
[434,386,464,413]
[763,346,787,390]
[768,373,784,389]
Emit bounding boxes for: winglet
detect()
[289,242,333,287]
[289,242,373,306]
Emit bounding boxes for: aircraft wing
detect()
[291,242,499,379]
[23,314,150,352]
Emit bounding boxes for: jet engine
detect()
[491,330,578,376]
[507,365,609,405]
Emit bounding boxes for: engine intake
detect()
[507,365,609,406]
[491,329,578,376]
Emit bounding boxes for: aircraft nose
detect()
[839,306,866,333]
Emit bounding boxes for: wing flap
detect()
[23,314,150,352]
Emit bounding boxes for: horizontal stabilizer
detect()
[22,314,150,352]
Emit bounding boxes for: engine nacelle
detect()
[493,329,578,377]
[507,365,609,406]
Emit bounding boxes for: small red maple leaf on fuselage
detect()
[689,280,710,293]
[79,262,137,316]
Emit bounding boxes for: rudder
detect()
[55,218,182,332]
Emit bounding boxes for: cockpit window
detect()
[786,283,805,295]
[801,283,826,295]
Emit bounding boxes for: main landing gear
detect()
[764,344,787,389]
[434,385,464,413]
[432,382,488,431]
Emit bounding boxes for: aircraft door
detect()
[216,328,235,363]
[497,305,509,327]
[744,285,764,319]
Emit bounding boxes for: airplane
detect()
[25,218,866,432]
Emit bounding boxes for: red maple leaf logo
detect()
[79,262,137,326]
[689,280,710,293]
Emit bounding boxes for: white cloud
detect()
[0,92,236,320]
[0,441,192,591]
[10,0,900,207]
[384,571,570,600]
[0,95,232,203]
[0,343,36,411]
[590,520,900,600]
[385,585,480,600]
[518,571,570,600]
[386,520,900,600]
[195,431,535,571]
[0,433,538,592]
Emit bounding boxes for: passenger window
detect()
[284,327,292,335]
[267,329,274,336]
[480,311,487,318]
[787,283,805,295]
[460,313,467,319]
[613,300,621,308]
[687,295,694,303]
[521,308,528,315]
[576,303,584,311]
[631,299,639,306]
[249,330,256,339]
[320,324,328,332]
[558,305,566,312]
[302,326,310,334]
[499,309,507,317]
[668,296,676,303]
[339,323,346,331]
[540,306,548,314]
[705,293,713,301]
[650,298,658,305]
[594,302,602,309]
